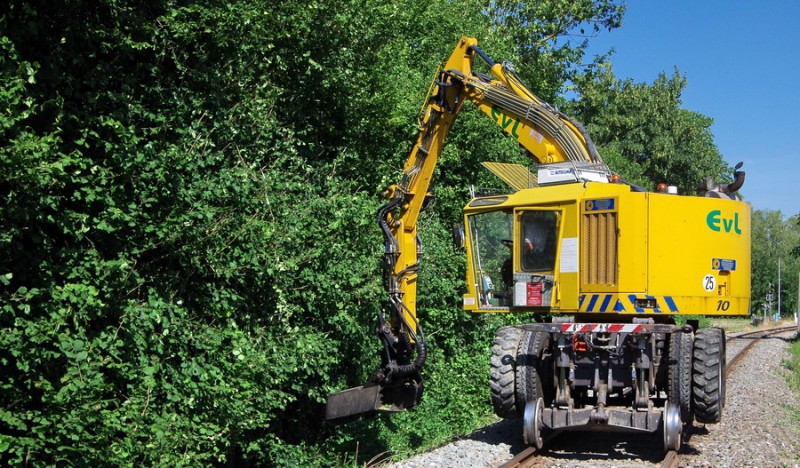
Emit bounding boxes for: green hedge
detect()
[0,1,667,465]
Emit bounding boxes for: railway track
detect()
[496,324,797,468]
[726,325,796,374]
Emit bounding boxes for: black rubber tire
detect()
[516,329,548,408]
[668,330,694,422]
[490,326,524,419]
[692,327,725,424]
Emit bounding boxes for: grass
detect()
[709,317,753,333]
[710,316,797,334]
[787,330,800,391]
[783,327,800,447]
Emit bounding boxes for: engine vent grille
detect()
[581,212,618,285]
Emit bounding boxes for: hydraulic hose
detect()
[387,306,427,380]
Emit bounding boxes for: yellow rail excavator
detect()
[325,37,750,451]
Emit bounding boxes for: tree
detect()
[486,0,624,101]
[793,213,800,259]
[751,210,800,316]
[567,64,731,191]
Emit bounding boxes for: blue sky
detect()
[582,1,799,217]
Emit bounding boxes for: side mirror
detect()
[452,223,465,250]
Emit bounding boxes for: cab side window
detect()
[520,211,558,271]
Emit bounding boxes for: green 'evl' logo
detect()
[706,210,742,234]
[490,107,521,139]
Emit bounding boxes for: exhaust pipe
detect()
[698,161,745,199]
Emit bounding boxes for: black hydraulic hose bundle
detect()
[375,191,427,382]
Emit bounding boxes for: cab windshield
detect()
[467,210,512,308]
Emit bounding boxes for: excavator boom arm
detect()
[326,36,604,422]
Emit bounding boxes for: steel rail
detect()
[661,449,679,468]
[498,446,537,468]
[726,325,796,376]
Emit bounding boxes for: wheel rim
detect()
[523,398,544,449]
[663,401,682,452]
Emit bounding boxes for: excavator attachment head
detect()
[325,374,423,423]
[326,298,426,423]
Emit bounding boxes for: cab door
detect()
[511,209,561,309]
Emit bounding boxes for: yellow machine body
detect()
[462,182,751,317]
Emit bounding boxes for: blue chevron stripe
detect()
[579,294,675,313]
[664,296,679,312]
[599,294,612,312]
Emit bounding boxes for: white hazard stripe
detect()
[559,323,644,333]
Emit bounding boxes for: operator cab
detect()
[468,207,560,309]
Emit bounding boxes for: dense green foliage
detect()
[0,0,748,465]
